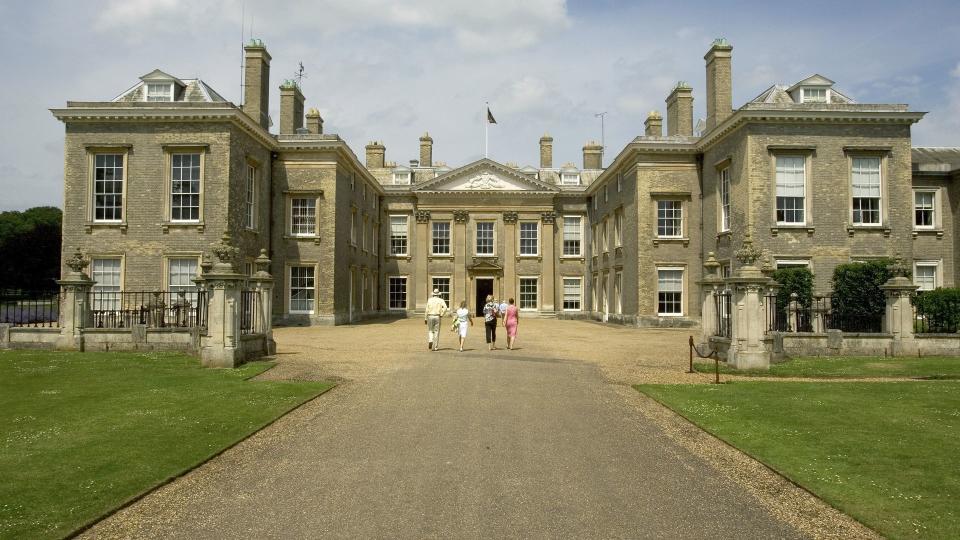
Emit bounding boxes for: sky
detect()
[1,0,958,211]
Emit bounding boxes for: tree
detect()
[0,207,62,292]
[830,259,897,332]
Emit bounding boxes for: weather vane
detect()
[294,62,306,86]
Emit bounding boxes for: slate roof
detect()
[912,147,960,173]
[112,72,227,103]
[749,74,854,105]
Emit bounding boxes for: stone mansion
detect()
[51,39,959,326]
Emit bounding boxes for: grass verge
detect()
[694,356,960,378]
[635,381,960,540]
[0,350,334,540]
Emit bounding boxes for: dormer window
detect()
[801,87,827,103]
[393,171,411,185]
[560,172,580,186]
[146,83,174,102]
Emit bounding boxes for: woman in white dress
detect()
[454,300,474,352]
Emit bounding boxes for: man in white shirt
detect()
[424,288,448,351]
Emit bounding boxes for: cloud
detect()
[94,0,571,52]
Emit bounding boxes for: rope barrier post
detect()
[687,335,694,373]
[714,355,720,384]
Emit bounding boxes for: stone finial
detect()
[200,253,214,274]
[64,248,90,274]
[254,248,272,275]
[735,233,763,267]
[209,232,240,272]
[760,251,775,276]
[703,251,720,277]
[890,252,910,278]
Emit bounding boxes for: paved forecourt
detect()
[84,319,809,538]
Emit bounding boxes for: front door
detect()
[475,278,493,316]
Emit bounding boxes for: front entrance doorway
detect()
[475,278,493,316]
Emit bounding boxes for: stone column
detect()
[541,211,556,313]
[787,293,800,333]
[880,275,919,356]
[725,236,771,369]
[248,249,276,355]
[55,248,94,351]
[453,210,469,308]
[200,234,245,368]
[414,210,430,312]
[697,252,724,346]
[503,211,517,302]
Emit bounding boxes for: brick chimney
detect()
[242,39,271,130]
[666,82,694,137]
[365,141,386,169]
[705,38,733,132]
[583,141,603,170]
[279,81,304,134]
[539,134,553,168]
[305,108,323,134]
[644,110,663,137]
[419,132,433,167]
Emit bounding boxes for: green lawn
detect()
[694,356,960,379]
[0,350,334,540]
[636,381,960,540]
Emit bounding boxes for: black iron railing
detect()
[914,292,960,334]
[0,291,60,327]
[714,291,731,338]
[87,290,207,329]
[240,290,262,335]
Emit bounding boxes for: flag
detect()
[487,107,497,124]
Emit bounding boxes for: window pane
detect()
[915,265,937,291]
[245,165,256,229]
[91,258,122,311]
[432,222,450,255]
[657,200,682,237]
[519,222,538,255]
[563,216,581,256]
[290,266,315,313]
[658,269,683,315]
[720,168,730,231]
[562,278,581,311]
[291,198,316,235]
[431,277,451,304]
[94,154,124,221]
[390,216,408,255]
[476,222,494,255]
[519,278,538,309]
[171,153,201,221]
[389,277,407,309]
[914,192,934,227]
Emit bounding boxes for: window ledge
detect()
[912,228,944,238]
[428,254,453,261]
[560,255,585,263]
[770,226,814,237]
[284,235,322,245]
[716,230,731,239]
[84,222,127,233]
[387,254,411,260]
[846,225,891,237]
[162,221,205,233]
[516,254,542,261]
[653,237,689,247]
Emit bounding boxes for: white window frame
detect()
[801,87,828,103]
[561,172,580,186]
[432,221,451,256]
[430,276,451,305]
[518,221,539,256]
[518,276,539,311]
[289,197,318,237]
[393,171,411,185]
[388,276,408,310]
[617,171,623,193]
[562,215,582,257]
[169,151,203,223]
[913,189,937,230]
[614,210,623,247]
[657,267,684,317]
[775,155,806,226]
[851,156,882,226]
[719,167,730,232]
[475,221,495,256]
[92,152,126,223]
[614,270,622,314]
[389,215,408,256]
[288,265,316,315]
[91,257,123,311]
[245,163,257,230]
[602,220,609,253]
[656,200,683,238]
[166,256,200,307]
[562,277,582,312]
[913,261,940,291]
[350,209,357,246]
[145,82,174,102]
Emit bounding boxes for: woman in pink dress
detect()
[503,297,519,350]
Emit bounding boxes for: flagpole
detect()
[484,101,489,158]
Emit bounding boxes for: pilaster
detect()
[453,210,469,307]
[414,210,430,312]
[503,211,517,302]
[541,211,556,313]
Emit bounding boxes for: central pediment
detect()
[413,158,557,193]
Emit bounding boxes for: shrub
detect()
[772,267,814,309]
[913,288,960,333]
[830,260,899,332]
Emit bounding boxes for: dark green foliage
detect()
[913,287,960,333]
[830,259,897,332]
[0,207,62,292]
[772,267,814,309]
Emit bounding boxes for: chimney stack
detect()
[705,38,733,132]
[365,141,386,169]
[666,82,694,137]
[242,39,271,130]
[539,134,553,168]
[305,108,323,134]
[419,132,433,167]
[279,81,304,134]
[583,141,603,170]
[644,110,663,137]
